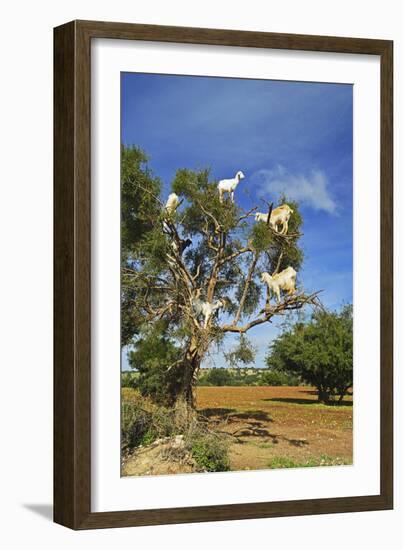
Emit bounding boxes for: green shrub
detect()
[121,398,176,453]
[121,371,138,388]
[121,401,153,451]
[198,368,233,386]
[259,370,300,386]
[186,430,230,472]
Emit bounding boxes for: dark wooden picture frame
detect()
[54,20,393,530]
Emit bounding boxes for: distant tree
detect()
[259,369,300,387]
[266,305,353,404]
[199,368,233,387]
[122,145,321,419]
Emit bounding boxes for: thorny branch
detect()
[232,252,259,325]
[221,291,323,334]
[124,186,320,353]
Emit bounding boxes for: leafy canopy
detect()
[120,145,317,405]
[267,305,353,403]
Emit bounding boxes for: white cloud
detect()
[253,166,337,214]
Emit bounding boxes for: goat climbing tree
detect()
[122,145,321,420]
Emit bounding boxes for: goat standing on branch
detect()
[255,204,294,235]
[218,171,245,203]
[165,192,180,215]
[261,267,297,303]
[268,204,294,234]
[193,298,225,328]
[255,212,270,223]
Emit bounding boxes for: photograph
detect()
[120,71,353,477]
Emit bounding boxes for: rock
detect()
[122,435,196,477]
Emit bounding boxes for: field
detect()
[122,385,353,475]
[196,386,353,470]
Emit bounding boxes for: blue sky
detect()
[121,72,353,370]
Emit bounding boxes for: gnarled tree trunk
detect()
[173,337,204,427]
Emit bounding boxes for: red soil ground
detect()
[196,386,353,470]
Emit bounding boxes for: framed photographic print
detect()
[54,20,393,529]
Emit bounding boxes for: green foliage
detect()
[259,370,300,386]
[251,197,304,274]
[121,371,138,389]
[276,198,304,272]
[234,279,262,317]
[172,168,240,236]
[250,222,274,254]
[121,145,162,259]
[198,368,233,386]
[224,335,256,367]
[122,389,231,471]
[186,430,230,472]
[267,305,353,403]
[121,397,177,453]
[128,323,184,406]
[121,401,152,451]
[267,454,350,469]
[121,146,163,346]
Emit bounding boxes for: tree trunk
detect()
[317,388,331,404]
[338,388,348,405]
[173,338,203,428]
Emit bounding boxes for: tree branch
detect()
[221,291,323,334]
[163,218,197,293]
[218,245,252,267]
[132,179,164,208]
[237,206,258,223]
[273,250,284,275]
[196,200,222,233]
[206,232,224,302]
[232,252,259,325]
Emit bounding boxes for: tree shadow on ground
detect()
[199,408,272,423]
[284,437,309,447]
[198,407,236,418]
[232,425,308,447]
[198,407,309,447]
[234,426,274,438]
[264,397,353,407]
[302,389,353,398]
[230,410,273,422]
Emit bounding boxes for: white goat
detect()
[217,171,245,203]
[261,267,297,303]
[193,299,224,328]
[165,193,180,215]
[268,204,294,234]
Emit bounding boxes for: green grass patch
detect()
[186,430,230,472]
[267,454,351,469]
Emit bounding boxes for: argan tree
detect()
[266,305,353,404]
[122,145,321,419]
